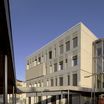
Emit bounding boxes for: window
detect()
[67,75,70,85]
[59,77,63,86]
[59,61,63,70]
[73,74,77,86]
[54,63,57,72]
[41,55,44,62]
[38,82,41,87]
[65,59,68,63]
[66,41,70,51]
[97,74,101,88]
[97,47,102,56]
[59,44,64,54]
[54,48,56,57]
[49,65,53,73]
[72,55,78,66]
[55,78,57,86]
[38,57,41,64]
[49,51,52,59]
[73,37,78,48]
[51,78,54,86]
[103,74,104,88]
[34,59,37,66]
[41,81,43,87]
[27,61,29,70]
[47,80,49,87]
[34,83,37,87]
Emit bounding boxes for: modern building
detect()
[0,0,16,103]
[25,22,100,104]
[93,39,104,89]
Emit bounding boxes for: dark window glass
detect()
[73,74,77,86]
[51,79,54,86]
[59,61,63,70]
[73,37,78,48]
[72,55,78,66]
[55,78,57,86]
[38,57,41,63]
[97,48,102,56]
[54,63,57,72]
[59,77,63,86]
[68,75,70,85]
[54,48,56,57]
[60,44,64,54]
[97,74,102,89]
[65,59,68,63]
[66,41,70,51]
[49,51,52,59]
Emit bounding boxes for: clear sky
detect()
[9,0,104,81]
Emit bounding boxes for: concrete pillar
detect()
[12,86,16,104]
[68,90,69,104]
[61,91,63,104]
[3,55,8,104]
[47,96,51,104]
[56,95,59,104]
[31,97,34,104]
[26,97,29,104]
[42,96,47,104]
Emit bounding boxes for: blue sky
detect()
[9,0,104,81]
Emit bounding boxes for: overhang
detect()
[0,0,16,94]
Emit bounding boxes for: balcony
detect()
[26,63,46,80]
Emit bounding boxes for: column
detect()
[68,90,69,104]
[3,55,8,104]
[61,91,63,104]
[56,95,59,104]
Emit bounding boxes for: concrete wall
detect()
[26,63,46,80]
[80,23,97,88]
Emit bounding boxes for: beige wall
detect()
[26,22,97,89]
[80,23,97,88]
[26,63,46,80]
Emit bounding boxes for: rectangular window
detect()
[54,63,57,72]
[59,61,63,70]
[54,48,56,57]
[47,80,49,87]
[51,79,54,86]
[34,83,37,87]
[72,55,78,66]
[38,57,41,64]
[68,75,70,85]
[73,37,78,48]
[41,81,43,87]
[27,61,29,70]
[59,77,63,86]
[33,59,37,66]
[59,44,64,54]
[55,78,57,86]
[73,74,77,86]
[49,51,52,59]
[66,41,70,51]
[38,82,41,87]
[49,65,53,73]
[97,47,102,56]
[97,74,101,89]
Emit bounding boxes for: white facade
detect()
[26,22,97,104]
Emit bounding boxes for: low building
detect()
[8,80,26,104]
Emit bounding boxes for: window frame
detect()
[73,37,78,48]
